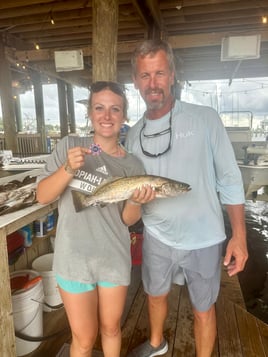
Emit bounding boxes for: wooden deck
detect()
[24,265,268,357]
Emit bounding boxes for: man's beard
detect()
[144,88,165,111]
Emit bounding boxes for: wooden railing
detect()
[0,133,61,156]
[17,133,42,155]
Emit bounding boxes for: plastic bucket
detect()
[10,270,44,356]
[32,253,62,312]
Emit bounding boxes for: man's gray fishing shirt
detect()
[125,100,245,250]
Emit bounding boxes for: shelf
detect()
[0,200,58,357]
[0,201,58,236]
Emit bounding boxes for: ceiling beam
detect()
[11,29,268,64]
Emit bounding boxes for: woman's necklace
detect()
[109,144,123,157]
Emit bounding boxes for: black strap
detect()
[15,302,69,342]
[15,325,70,342]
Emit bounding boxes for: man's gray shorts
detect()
[142,230,223,312]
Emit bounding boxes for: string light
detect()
[50,12,55,25]
[35,43,40,50]
[262,16,267,24]
[183,79,268,96]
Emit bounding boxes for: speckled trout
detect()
[71,175,191,212]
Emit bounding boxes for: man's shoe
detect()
[127,339,168,357]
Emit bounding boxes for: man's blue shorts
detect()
[142,231,223,312]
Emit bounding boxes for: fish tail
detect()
[71,190,89,212]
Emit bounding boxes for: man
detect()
[125,39,248,357]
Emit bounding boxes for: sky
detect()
[1,77,268,131]
[181,77,268,129]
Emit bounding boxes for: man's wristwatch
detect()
[64,162,76,175]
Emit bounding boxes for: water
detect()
[224,200,268,323]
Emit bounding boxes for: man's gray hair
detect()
[131,39,175,76]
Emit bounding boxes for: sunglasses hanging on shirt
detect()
[139,108,173,158]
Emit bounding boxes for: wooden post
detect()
[0,36,18,153]
[67,84,76,134]
[14,94,23,133]
[31,71,47,153]
[0,227,16,357]
[92,0,118,82]
[57,79,69,138]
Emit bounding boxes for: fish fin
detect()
[71,190,90,212]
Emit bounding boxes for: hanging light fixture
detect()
[262,15,267,24]
[50,12,55,25]
[176,1,183,10]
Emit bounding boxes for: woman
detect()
[36,81,155,357]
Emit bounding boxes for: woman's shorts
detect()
[56,274,118,293]
[142,231,223,312]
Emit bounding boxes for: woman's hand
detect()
[37,146,91,204]
[65,147,91,173]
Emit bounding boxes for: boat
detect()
[220,111,268,201]
[238,162,268,201]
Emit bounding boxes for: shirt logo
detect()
[175,131,195,139]
[96,165,109,175]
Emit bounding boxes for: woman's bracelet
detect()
[64,162,76,175]
[127,199,141,206]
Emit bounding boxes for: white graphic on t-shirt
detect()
[96,165,109,175]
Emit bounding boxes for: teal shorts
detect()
[56,274,118,293]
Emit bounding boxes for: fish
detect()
[0,177,37,216]
[0,182,36,206]
[71,174,191,212]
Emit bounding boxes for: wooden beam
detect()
[168,29,268,49]
[57,79,69,138]
[159,0,268,13]
[0,37,18,152]
[0,8,91,28]
[0,0,92,19]
[31,71,47,152]
[92,0,119,82]
[66,84,76,134]
[145,0,165,31]
[12,28,268,64]
[131,0,150,30]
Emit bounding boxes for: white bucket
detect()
[32,253,62,312]
[10,269,44,356]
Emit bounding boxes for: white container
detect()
[46,211,55,231]
[10,270,44,356]
[32,253,62,312]
[34,216,47,237]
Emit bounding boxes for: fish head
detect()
[159,181,191,197]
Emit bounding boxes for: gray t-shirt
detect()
[38,135,145,285]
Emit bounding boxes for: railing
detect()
[17,133,42,155]
[0,133,62,156]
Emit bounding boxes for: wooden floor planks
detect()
[23,265,268,357]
